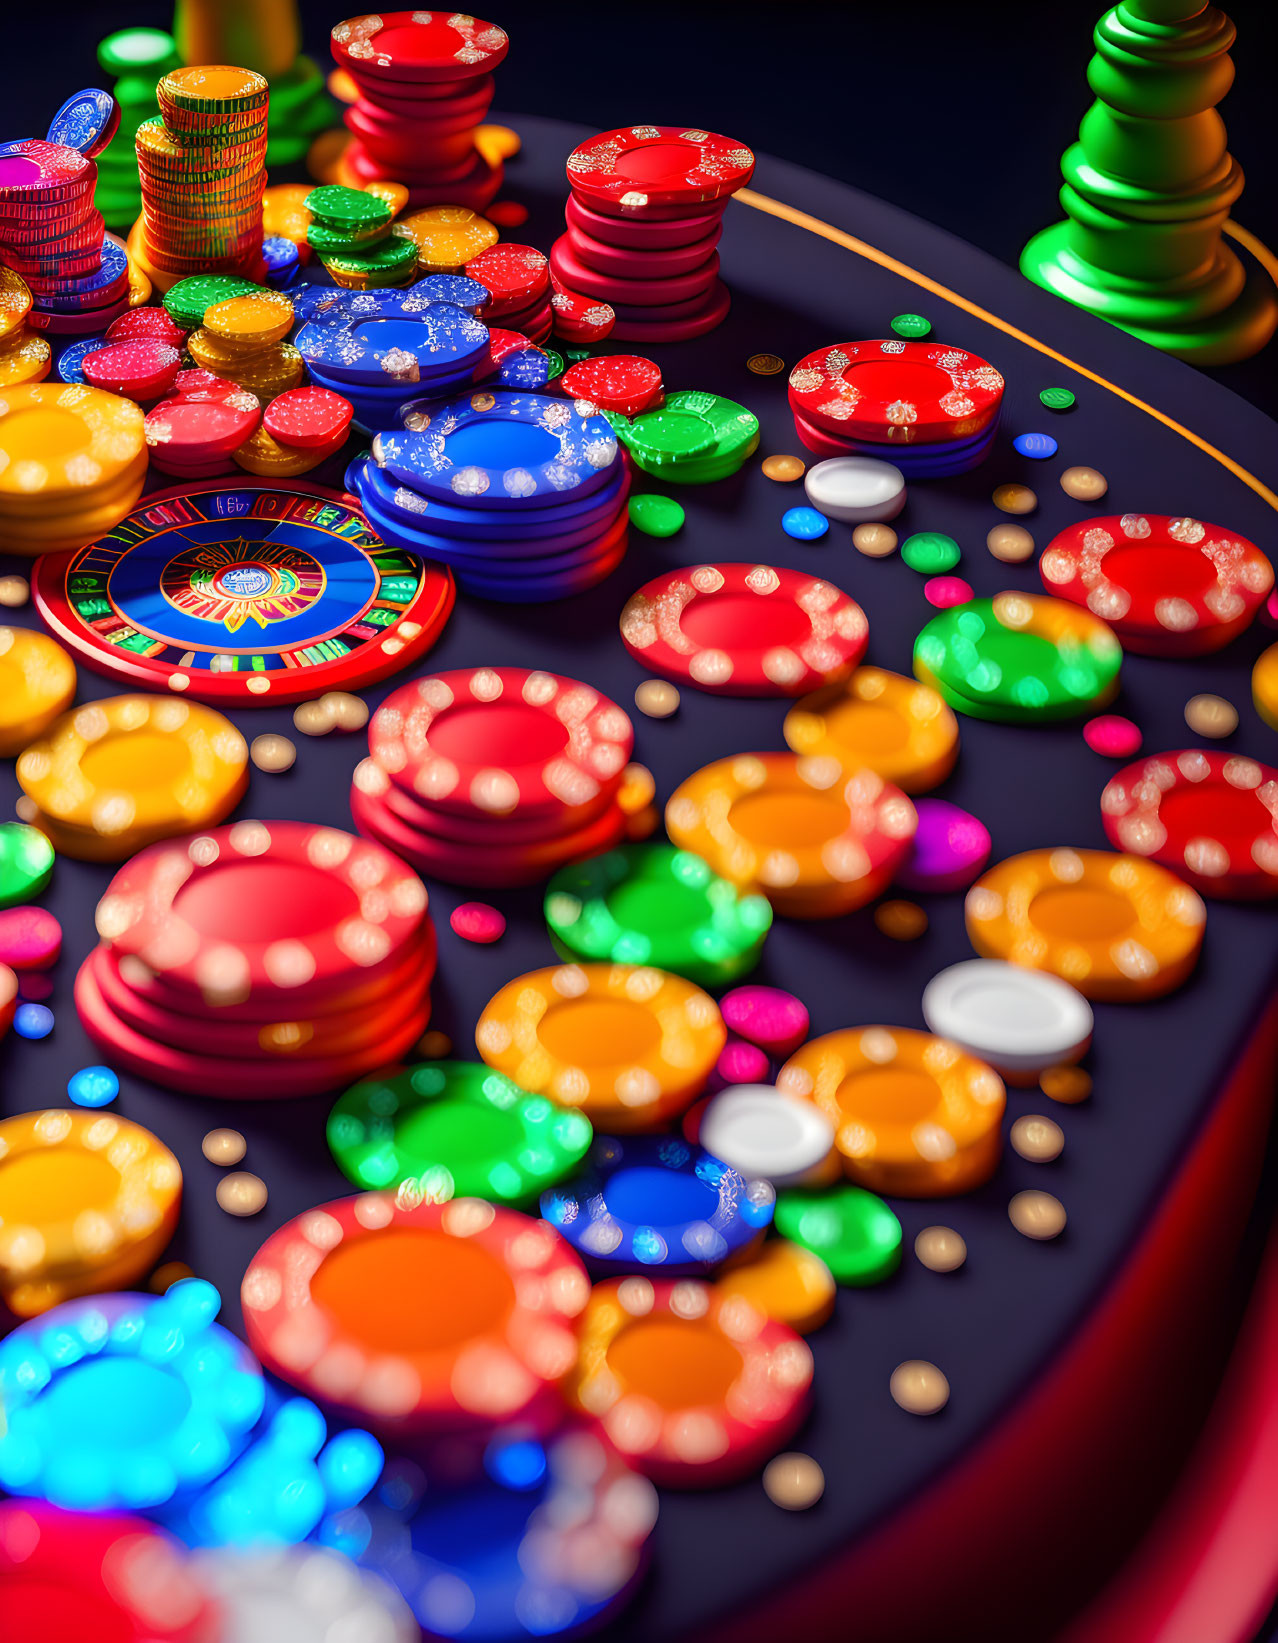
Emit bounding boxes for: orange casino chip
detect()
[565,1275,813,1487]
[782,667,960,793]
[965,846,1207,1001]
[475,963,726,1131]
[776,1026,1006,1196]
[714,1239,837,1334]
[0,1108,182,1317]
[241,1194,589,1436]
[664,752,917,918]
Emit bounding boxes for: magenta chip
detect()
[895,799,991,894]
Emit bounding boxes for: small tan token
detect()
[1009,1189,1066,1239]
[1010,1114,1065,1162]
[418,1029,452,1059]
[986,524,1035,563]
[0,575,29,607]
[747,353,786,375]
[320,691,369,731]
[1060,466,1108,501]
[762,1452,825,1510]
[1040,1065,1092,1104]
[1184,693,1238,738]
[873,899,928,941]
[761,453,805,482]
[914,1226,967,1273]
[992,483,1037,515]
[293,699,335,736]
[14,795,36,822]
[149,1261,195,1294]
[634,679,680,719]
[852,523,898,558]
[891,1360,950,1415]
[202,1127,247,1166]
[216,1171,267,1216]
[250,733,297,774]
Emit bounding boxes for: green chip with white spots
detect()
[774,1183,902,1285]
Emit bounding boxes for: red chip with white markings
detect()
[146,388,261,466]
[1100,749,1278,899]
[82,340,182,401]
[263,386,354,450]
[566,125,756,210]
[561,354,662,417]
[106,305,188,350]
[465,241,550,308]
[787,339,1004,442]
[549,277,615,345]
[620,563,869,697]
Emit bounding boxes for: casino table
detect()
[2,113,1278,1643]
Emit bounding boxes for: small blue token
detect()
[46,87,120,159]
[68,1065,120,1108]
[1013,431,1059,460]
[541,1134,775,1274]
[261,235,301,289]
[56,337,108,384]
[783,505,830,540]
[14,1003,53,1039]
[297,286,489,388]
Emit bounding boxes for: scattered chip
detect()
[1040,387,1076,411]
[635,679,681,719]
[874,899,928,940]
[1012,432,1058,460]
[1010,1114,1065,1162]
[992,483,1037,515]
[294,699,335,736]
[0,576,29,607]
[1040,1065,1093,1104]
[782,506,829,541]
[629,494,685,537]
[1184,693,1238,738]
[890,313,931,339]
[747,353,786,375]
[450,901,506,943]
[762,454,806,482]
[1060,465,1108,501]
[986,524,1035,563]
[1009,1188,1067,1239]
[914,1226,967,1272]
[250,733,297,773]
[67,1065,119,1107]
[924,575,973,608]
[216,1171,267,1216]
[202,1128,247,1166]
[762,1452,826,1509]
[890,1360,950,1414]
[902,532,960,575]
[852,523,898,558]
[319,691,369,732]
[1083,714,1142,758]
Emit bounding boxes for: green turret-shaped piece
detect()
[1021,0,1276,363]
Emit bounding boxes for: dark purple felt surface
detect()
[2,116,1277,1640]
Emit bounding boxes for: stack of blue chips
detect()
[346,388,631,603]
[294,280,549,433]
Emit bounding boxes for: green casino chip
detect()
[544,843,772,985]
[1039,386,1077,411]
[890,313,932,339]
[163,274,258,332]
[774,1184,903,1285]
[305,185,393,232]
[327,1060,593,1204]
[321,237,419,279]
[901,532,961,575]
[0,824,55,909]
[628,494,685,537]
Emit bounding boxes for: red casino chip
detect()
[564,191,727,249]
[549,279,615,345]
[331,11,510,83]
[95,818,431,1008]
[787,340,1004,442]
[620,563,869,697]
[549,234,720,308]
[610,281,731,344]
[1100,749,1278,899]
[241,1195,590,1435]
[145,388,261,471]
[481,327,550,374]
[560,354,663,417]
[263,385,354,450]
[0,1501,219,1643]
[354,756,620,846]
[106,305,189,349]
[563,218,723,280]
[566,125,755,211]
[0,139,94,201]
[368,666,634,822]
[81,339,182,401]
[465,241,550,308]
[1039,513,1275,656]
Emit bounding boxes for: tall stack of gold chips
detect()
[130,66,270,292]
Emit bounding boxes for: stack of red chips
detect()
[0,141,128,335]
[144,369,262,476]
[330,11,509,210]
[464,242,553,344]
[553,125,756,343]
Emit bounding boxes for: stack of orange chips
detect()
[132,66,270,292]
[185,286,302,405]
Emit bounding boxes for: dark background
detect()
[6,0,1277,412]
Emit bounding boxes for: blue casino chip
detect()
[372,391,619,508]
[56,336,108,384]
[297,288,490,388]
[1012,431,1059,460]
[356,486,622,567]
[262,235,301,289]
[540,1134,775,1273]
[46,87,120,159]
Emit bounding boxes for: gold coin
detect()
[1184,693,1237,738]
[0,576,29,607]
[987,524,1035,563]
[873,899,928,941]
[634,679,680,719]
[1010,1114,1064,1162]
[202,1127,246,1166]
[618,762,655,814]
[762,1452,825,1510]
[1060,465,1108,501]
[914,1225,967,1272]
[216,1170,267,1216]
[418,1029,452,1059]
[320,691,369,731]
[761,453,806,483]
[890,1360,950,1415]
[293,698,335,736]
[250,733,296,773]
[149,1260,195,1293]
[992,483,1037,515]
[1009,1189,1066,1239]
[1040,1065,1092,1104]
[852,523,898,558]
[747,353,785,375]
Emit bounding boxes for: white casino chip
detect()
[191,1546,417,1643]
[921,959,1093,1077]
[699,1083,836,1184]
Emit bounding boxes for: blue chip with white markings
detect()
[1012,431,1059,460]
[540,1133,775,1274]
[296,287,489,388]
[56,336,109,384]
[372,389,619,508]
[46,87,120,159]
[261,235,301,289]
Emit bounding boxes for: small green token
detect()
[327,1060,593,1203]
[306,219,391,254]
[304,184,392,230]
[321,236,419,278]
[901,532,961,574]
[1039,386,1076,412]
[162,274,257,331]
[545,842,772,985]
[628,494,686,538]
[0,824,55,909]
[542,347,566,381]
[890,313,931,339]
[98,26,179,76]
[773,1184,902,1285]
[564,348,591,364]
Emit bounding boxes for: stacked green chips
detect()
[94,29,182,232]
[305,186,416,289]
[162,274,260,333]
[263,56,336,169]
[544,843,772,987]
[612,390,760,485]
